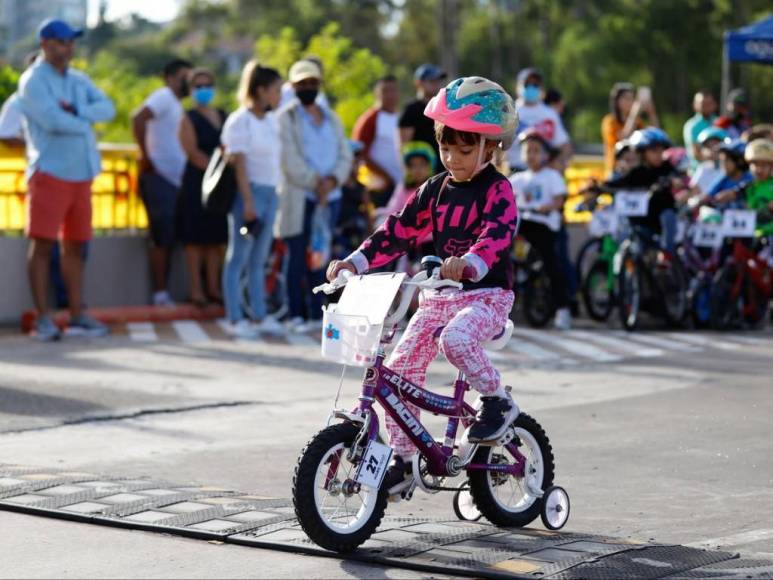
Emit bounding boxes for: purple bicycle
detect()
[292,257,569,553]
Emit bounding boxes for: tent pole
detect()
[721,37,730,114]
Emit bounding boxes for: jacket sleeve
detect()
[77,76,115,124]
[278,108,319,191]
[348,182,433,272]
[463,178,518,281]
[332,112,353,186]
[18,73,90,135]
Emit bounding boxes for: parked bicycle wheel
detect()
[468,413,555,528]
[239,240,288,320]
[574,236,602,290]
[617,247,642,331]
[522,249,554,328]
[689,277,713,328]
[582,259,614,322]
[710,264,741,331]
[655,256,688,328]
[293,422,388,553]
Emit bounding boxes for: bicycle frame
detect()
[727,238,773,309]
[350,347,528,480]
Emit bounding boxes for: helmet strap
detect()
[471,138,490,179]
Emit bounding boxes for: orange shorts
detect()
[26,172,93,242]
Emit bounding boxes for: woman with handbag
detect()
[220,60,283,338]
[177,68,228,308]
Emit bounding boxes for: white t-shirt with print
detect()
[221,106,281,187]
[143,86,186,187]
[509,166,567,231]
[507,101,569,170]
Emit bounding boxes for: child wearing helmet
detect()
[327,77,519,475]
[687,127,728,198]
[612,139,637,179]
[702,139,751,210]
[743,139,773,238]
[510,128,572,330]
[590,127,682,253]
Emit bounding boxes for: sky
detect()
[87,0,182,26]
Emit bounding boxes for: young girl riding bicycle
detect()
[326,77,520,488]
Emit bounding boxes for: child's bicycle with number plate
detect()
[291,256,570,553]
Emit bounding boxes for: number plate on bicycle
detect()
[354,440,393,490]
[721,210,756,238]
[614,191,650,217]
[693,223,723,248]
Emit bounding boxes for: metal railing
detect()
[0,145,606,236]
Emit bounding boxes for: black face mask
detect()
[296,88,318,106]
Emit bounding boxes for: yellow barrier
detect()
[0,143,148,235]
[0,146,606,235]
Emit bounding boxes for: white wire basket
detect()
[321,304,383,367]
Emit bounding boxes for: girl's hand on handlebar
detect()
[440,256,470,282]
[326,260,356,282]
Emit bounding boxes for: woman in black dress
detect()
[178,69,228,306]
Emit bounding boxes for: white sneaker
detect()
[554,307,571,331]
[258,315,284,335]
[226,319,260,339]
[153,291,176,308]
[294,318,323,334]
[284,316,305,331]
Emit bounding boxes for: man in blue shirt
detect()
[18,19,115,341]
[682,90,718,167]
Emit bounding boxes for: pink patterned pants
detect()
[384,287,514,457]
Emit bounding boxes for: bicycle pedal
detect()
[495,427,516,447]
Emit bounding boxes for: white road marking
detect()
[513,329,622,363]
[687,528,773,548]
[506,337,576,364]
[723,334,766,346]
[567,330,664,358]
[171,321,210,344]
[126,322,158,342]
[659,332,740,350]
[614,332,701,353]
[284,332,318,347]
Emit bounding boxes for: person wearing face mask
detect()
[507,68,571,173]
[132,58,193,307]
[276,59,352,333]
[176,68,228,308]
[714,88,752,140]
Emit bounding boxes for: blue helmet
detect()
[630,127,672,151]
[697,126,728,146]
[719,138,746,161]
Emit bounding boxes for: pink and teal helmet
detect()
[424,76,518,150]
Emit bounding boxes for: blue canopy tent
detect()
[722,15,773,110]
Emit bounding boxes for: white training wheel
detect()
[540,485,570,530]
[453,487,481,522]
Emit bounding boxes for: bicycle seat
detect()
[482,320,514,351]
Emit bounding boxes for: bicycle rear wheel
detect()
[468,413,555,528]
[582,259,614,322]
[657,256,688,327]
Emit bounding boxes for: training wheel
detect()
[540,485,570,530]
[452,487,481,522]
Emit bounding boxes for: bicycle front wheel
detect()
[617,249,642,331]
[293,423,387,552]
[582,259,614,322]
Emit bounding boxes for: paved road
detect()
[1,321,772,578]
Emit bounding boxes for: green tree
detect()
[0,65,20,104]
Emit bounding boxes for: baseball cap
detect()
[38,19,84,41]
[728,88,748,105]
[414,64,446,82]
[289,60,322,83]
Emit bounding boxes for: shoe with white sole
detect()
[225,319,260,339]
[153,291,176,308]
[32,315,61,342]
[554,307,571,331]
[66,313,109,338]
[258,315,284,335]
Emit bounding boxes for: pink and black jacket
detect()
[348,163,519,291]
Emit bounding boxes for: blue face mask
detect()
[523,85,541,104]
[192,86,215,106]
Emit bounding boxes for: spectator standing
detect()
[682,90,718,166]
[132,58,193,307]
[352,75,402,206]
[220,61,284,338]
[18,19,115,340]
[508,68,571,172]
[278,56,330,110]
[277,59,352,333]
[715,88,752,140]
[177,68,228,307]
[398,63,446,162]
[601,82,659,175]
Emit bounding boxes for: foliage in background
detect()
[2,0,772,146]
[256,23,387,133]
[0,65,20,104]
